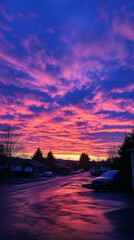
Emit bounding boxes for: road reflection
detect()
[0,173,133,240]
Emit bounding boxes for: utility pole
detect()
[128,149,134,190]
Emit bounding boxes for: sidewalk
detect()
[0,176,47,186]
[105,207,134,239]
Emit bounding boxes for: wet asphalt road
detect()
[0,172,134,240]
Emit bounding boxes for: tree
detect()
[0,144,7,181]
[107,144,118,160]
[1,125,25,158]
[0,125,25,181]
[118,130,134,158]
[32,148,43,162]
[46,151,56,166]
[79,153,90,171]
[0,144,5,157]
[118,129,134,188]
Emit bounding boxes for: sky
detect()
[0,0,134,160]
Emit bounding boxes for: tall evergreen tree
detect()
[32,148,43,162]
[46,151,56,166]
[118,129,134,158]
[79,153,90,171]
[118,129,134,188]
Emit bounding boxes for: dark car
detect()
[91,170,121,191]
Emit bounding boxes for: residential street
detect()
[0,172,134,240]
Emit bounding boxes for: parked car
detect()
[79,169,84,173]
[61,170,68,175]
[75,170,81,174]
[69,170,75,175]
[91,170,121,191]
[44,171,52,177]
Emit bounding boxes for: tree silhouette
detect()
[46,151,56,166]
[32,148,43,162]
[1,125,25,158]
[79,153,90,171]
[107,144,118,159]
[0,144,5,157]
[0,144,7,181]
[118,129,134,188]
[118,129,134,158]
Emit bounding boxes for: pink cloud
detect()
[93,89,134,115]
[0,49,58,89]
[123,99,134,114]
[21,35,57,68]
[0,6,14,21]
[0,5,35,22]
[0,10,133,159]
[72,36,127,64]
[21,35,42,52]
[0,23,11,32]
[0,5,24,21]
[112,17,134,41]
[1,92,133,158]
[111,83,134,93]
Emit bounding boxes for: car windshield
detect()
[101,171,118,178]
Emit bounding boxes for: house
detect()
[9,158,24,172]
[8,158,47,178]
[0,158,8,170]
[23,160,46,177]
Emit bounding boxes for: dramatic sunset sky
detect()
[0,0,134,160]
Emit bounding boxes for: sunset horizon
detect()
[0,1,134,239]
[0,0,134,160]
[25,153,107,161]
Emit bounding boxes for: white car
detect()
[75,170,81,174]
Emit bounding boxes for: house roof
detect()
[0,158,7,166]
[8,157,46,168]
[127,149,134,152]
[9,157,25,166]
[23,160,46,168]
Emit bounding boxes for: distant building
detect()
[23,160,46,177]
[8,158,47,178]
[9,158,24,172]
[0,158,8,170]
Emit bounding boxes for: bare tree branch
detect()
[1,125,26,158]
